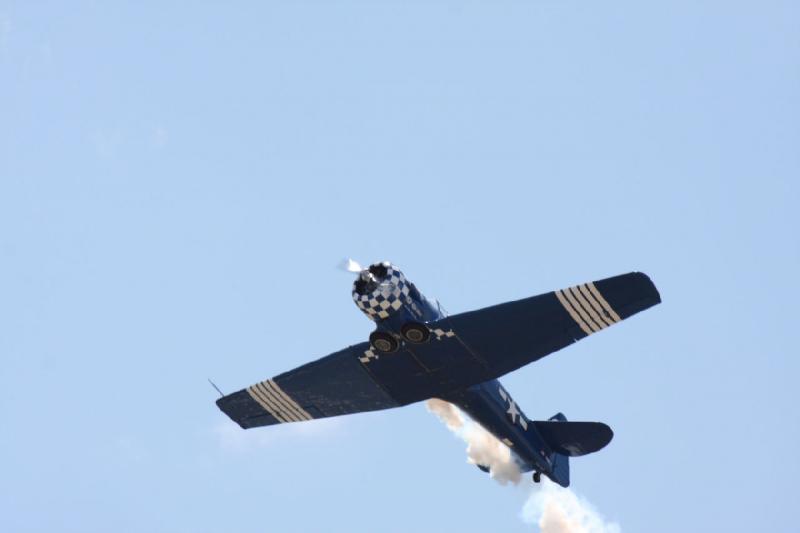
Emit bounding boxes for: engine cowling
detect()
[351,262,412,321]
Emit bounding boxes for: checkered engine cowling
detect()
[352,262,411,321]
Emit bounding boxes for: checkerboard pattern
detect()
[358,347,379,364]
[352,262,411,320]
[431,328,456,340]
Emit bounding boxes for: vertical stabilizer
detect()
[546,412,570,487]
[549,452,570,487]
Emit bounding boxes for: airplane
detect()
[216,261,661,487]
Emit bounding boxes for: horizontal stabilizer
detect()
[534,420,613,457]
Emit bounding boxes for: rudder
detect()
[550,452,570,487]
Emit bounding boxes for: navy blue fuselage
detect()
[355,263,561,481]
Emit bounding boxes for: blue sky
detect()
[1,2,798,531]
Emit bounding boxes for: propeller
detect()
[338,258,365,274]
[339,258,389,295]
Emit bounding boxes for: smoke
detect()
[426,398,522,484]
[426,399,621,532]
[522,479,621,533]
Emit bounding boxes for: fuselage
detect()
[352,261,556,478]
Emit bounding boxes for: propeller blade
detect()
[338,258,364,273]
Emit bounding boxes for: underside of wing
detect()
[216,342,399,429]
[435,271,661,381]
[217,272,660,426]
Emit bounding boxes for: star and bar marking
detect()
[498,386,528,430]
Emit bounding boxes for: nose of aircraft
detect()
[353,262,395,295]
[367,262,389,279]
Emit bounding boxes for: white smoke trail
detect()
[522,479,621,533]
[426,398,522,484]
[426,399,621,532]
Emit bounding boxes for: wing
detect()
[216,342,399,429]
[218,272,660,425]
[349,272,660,405]
[429,271,661,381]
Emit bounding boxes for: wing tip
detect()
[631,271,662,305]
[216,390,264,429]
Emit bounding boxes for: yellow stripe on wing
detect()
[562,287,602,333]
[555,289,593,335]
[247,384,294,422]
[577,284,614,327]
[568,286,608,330]
[586,282,622,323]
[265,380,313,421]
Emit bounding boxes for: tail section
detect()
[550,451,570,487]
[536,412,613,487]
[534,413,613,457]
[442,380,614,488]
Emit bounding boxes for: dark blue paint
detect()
[443,380,555,478]
[217,265,660,487]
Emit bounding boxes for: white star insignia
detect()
[506,400,520,424]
